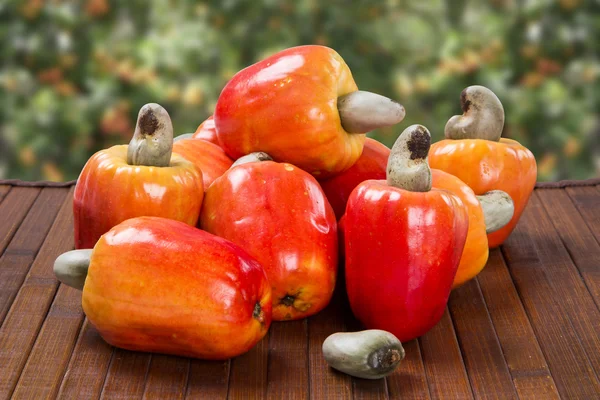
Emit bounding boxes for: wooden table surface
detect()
[0,179,599,399]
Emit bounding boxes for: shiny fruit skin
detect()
[73,145,203,249]
[200,161,338,321]
[345,180,468,342]
[82,216,272,360]
[429,138,536,247]
[431,169,488,288]
[192,115,219,145]
[214,45,364,178]
[173,138,233,188]
[319,138,390,219]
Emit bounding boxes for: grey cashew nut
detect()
[53,249,92,291]
[127,103,174,167]
[338,90,406,134]
[477,190,515,233]
[444,85,505,141]
[231,152,273,168]
[386,124,432,192]
[322,329,405,379]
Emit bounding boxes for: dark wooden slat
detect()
[566,186,600,243]
[523,194,600,375]
[0,185,10,203]
[0,188,70,399]
[419,309,473,399]
[266,320,308,399]
[502,201,600,398]
[538,189,600,310]
[56,319,114,399]
[448,279,518,399]
[387,340,430,400]
[12,284,83,400]
[142,355,190,400]
[0,187,39,254]
[308,286,352,400]
[185,359,230,399]
[477,250,560,399]
[101,350,151,399]
[0,188,67,325]
[227,333,269,400]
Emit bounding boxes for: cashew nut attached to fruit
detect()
[477,190,515,233]
[444,85,504,141]
[338,90,406,134]
[387,124,432,192]
[127,103,174,167]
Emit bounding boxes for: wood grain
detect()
[566,186,600,243]
[0,188,69,399]
[308,283,352,400]
[502,199,600,398]
[477,250,560,399]
[538,188,600,309]
[56,319,115,399]
[523,194,600,376]
[0,188,67,325]
[101,349,151,399]
[0,187,39,255]
[448,279,518,399]
[185,359,230,399]
[419,309,473,399]
[387,340,430,400]
[0,185,10,203]
[142,355,190,400]
[266,320,309,399]
[227,333,269,400]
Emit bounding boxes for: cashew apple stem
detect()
[386,124,432,192]
[231,152,273,168]
[53,249,92,291]
[338,91,406,133]
[477,190,515,233]
[444,85,505,141]
[127,103,174,167]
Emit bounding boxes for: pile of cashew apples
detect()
[54,45,537,379]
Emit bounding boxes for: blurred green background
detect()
[1,0,599,182]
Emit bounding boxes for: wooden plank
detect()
[0,187,39,254]
[448,279,518,399]
[387,340,430,400]
[566,186,600,243]
[502,199,600,398]
[477,250,560,399]
[0,188,70,399]
[185,359,230,399]
[419,309,473,399]
[7,189,81,400]
[142,355,190,400]
[266,320,308,399]
[11,285,83,400]
[538,188,600,310]
[227,333,269,400]
[56,319,114,399]
[522,193,600,375]
[308,285,352,400]
[101,349,151,399]
[0,187,67,324]
[0,185,10,203]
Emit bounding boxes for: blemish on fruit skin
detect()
[303,191,308,196]
[284,164,294,171]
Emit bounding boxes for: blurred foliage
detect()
[0,0,598,181]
